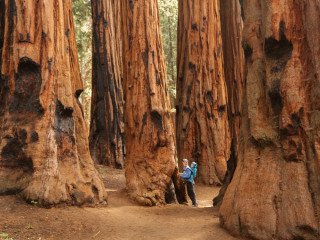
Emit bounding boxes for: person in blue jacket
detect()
[180,159,198,207]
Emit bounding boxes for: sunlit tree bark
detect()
[213,0,245,205]
[121,0,185,205]
[176,0,230,185]
[220,1,320,239]
[0,0,106,206]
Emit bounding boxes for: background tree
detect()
[220,0,320,239]
[121,0,185,206]
[0,0,106,206]
[176,0,230,185]
[72,0,92,126]
[0,0,4,110]
[213,0,245,205]
[72,0,178,127]
[159,0,178,108]
[89,0,125,168]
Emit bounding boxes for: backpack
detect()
[190,162,197,179]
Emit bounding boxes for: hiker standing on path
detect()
[180,159,198,207]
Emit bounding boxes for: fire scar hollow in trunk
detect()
[0,0,106,206]
[220,1,320,239]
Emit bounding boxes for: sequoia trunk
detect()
[90,0,125,168]
[220,1,320,239]
[121,0,183,206]
[176,0,230,185]
[213,0,245,205]
[0,0,106,206]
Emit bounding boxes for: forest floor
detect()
[0,165,238,240]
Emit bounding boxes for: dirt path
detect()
[0,166,238,240]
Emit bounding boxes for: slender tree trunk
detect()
[112,0,123,78]
[213,0,245,206]
[176,0,230,185]
[220,1,320,239]
[0,0,106,206]
[0,0,6,130]
[167,16,175,88]
[121,0,185,206]
[80,59,90,127]
[90,0,125,168]
[167,15,176,110]
[0,0,4,68]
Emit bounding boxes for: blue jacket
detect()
[180,165,193,183]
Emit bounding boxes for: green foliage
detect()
[0,233,13,240]
[98,167,104,174]
[26,224,33,230]
[72,0,91,55]
[159,0,178,106]
[72,0,92,124]
[30,200,38,205]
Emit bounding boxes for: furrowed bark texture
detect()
[0,0,4,72]
[220,1,320,239]
[90,0,125,168]
[213,0,245,206]
[112,0,123,76]
[176,0,230,185]
[121,0,179,206]
[0,0,107,206]
[171,166,188,203]
[0,0,5,131]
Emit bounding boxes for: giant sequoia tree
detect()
[0,0,106,206]
[121,0,185,206]
[213,0,245,205]
[90,0,125,168]
[176,0,230,185]
[220,0,320,239]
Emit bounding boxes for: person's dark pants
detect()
[186,181,197,206]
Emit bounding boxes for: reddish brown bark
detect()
[0,0,4,68]
[0,0,106,206]
[0,0,5,130]
[176,0,230,185]
[121,0,185,206]
[112,0,123,76]
[220,1,320,239]
[213,0,245,206]
[90,0,125,168]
